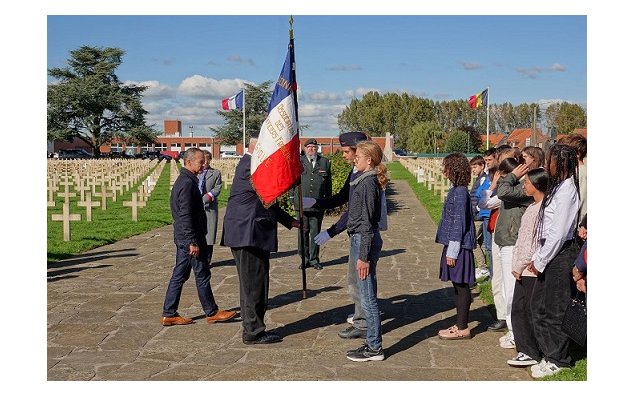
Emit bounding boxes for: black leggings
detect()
[452,282,472,330]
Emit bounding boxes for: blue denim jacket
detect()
[435,185,476,250]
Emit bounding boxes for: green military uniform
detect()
[294,152,332,269]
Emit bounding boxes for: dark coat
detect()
[435,185,476,249]
[293,154,332,213]
[220,155,294,252]
[171,168,207,245]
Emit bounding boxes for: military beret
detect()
[304,138,318,147]
[339,132,368,147]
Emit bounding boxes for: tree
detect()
[407,121,445,154]
[210,81,273,145]
[545,102,587,135]
[444,130,470,153]
[47,46,158,153]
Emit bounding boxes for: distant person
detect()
[221,132,301,345]
[303,132,372,340]
[345,141,388,362]
[469,155,491,279]
[199,150,223,264]
[521,146,545,170]
[161,148,236,326]
[436,153,476,340]
[293,138,332,270]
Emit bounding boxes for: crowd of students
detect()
[436,134,587,378]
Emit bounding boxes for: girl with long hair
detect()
[528,144,580,378]
[345,141,389,362]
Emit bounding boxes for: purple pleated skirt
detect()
[439,245,476,284]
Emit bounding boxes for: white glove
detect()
[302,197,316,208]
[314,230,332,245]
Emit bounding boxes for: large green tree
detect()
[47,46,158,153]
[337,91,435,149]
[444,130,470,153]
[210,81,273,145]
[544,102,587,135]
[407,121,445,154]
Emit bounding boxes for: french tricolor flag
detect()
[250,38,302,208]
[221,91,244,110]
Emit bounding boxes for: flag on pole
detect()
[221,91,244,110]
[250,38,302,208]
[468,88,488,109]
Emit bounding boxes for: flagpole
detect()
[242,88,246,154]
[288,16,308,298]
[486,86,490,150]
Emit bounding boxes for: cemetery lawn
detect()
[48,161,230,264]
[387,160,586,381]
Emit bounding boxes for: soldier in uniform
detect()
[294,138,332,270]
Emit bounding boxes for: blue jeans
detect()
[350,232,383,351]
[162,241,218,317]
[482,217,492,268]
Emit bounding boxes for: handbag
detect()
[487,208,499,233]
[561,292,586,346]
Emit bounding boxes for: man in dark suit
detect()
[221,134,300,345]
[294,138,332,270]
[161,148,236,326]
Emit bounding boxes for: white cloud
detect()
[550,63,566,72]
[517,63,567,78]
[227,54,255,66]
[345,87,381,98]
[309,91,341,101]
[177,75,248,97]
[458,61,482,70]
[128,80,174,98]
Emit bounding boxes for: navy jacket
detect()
[171,168,207,245]
[435,185,476,249]
[220,155,294,252]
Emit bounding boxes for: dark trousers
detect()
[512,276,541,360]
[452,282,472,330]
[531,241,578,367]
[204,245,214,265]
[163,242,218,317]
[298,211,324,265]
[232,246,270,341]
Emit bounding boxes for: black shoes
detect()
[346,344,385,362]
[298,262,323,270]
[487,320,507,332]
[243,331,282,345]
[338,326,367,339]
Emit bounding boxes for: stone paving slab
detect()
[47,179,532,381]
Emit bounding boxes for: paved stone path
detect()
[47,180,532,381]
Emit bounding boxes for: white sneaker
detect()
[507,352,538,367]
[499,330,514,344]
[475,268,490,279]
[531,360,563,378]
[499,331,515,349]
[531,359,546,374]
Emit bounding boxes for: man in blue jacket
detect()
[161,148,236,326]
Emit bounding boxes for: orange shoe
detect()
[161,315,193,326]
[207,309,237,323]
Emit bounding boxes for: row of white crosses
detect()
[122,160,168,221]
[47,158,160,241]
[398,157,453,201]
[209,158,239,190]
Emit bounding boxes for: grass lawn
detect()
[387,161,586,381]
[47,161,230,263]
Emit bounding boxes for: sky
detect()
[46,14,587,137]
